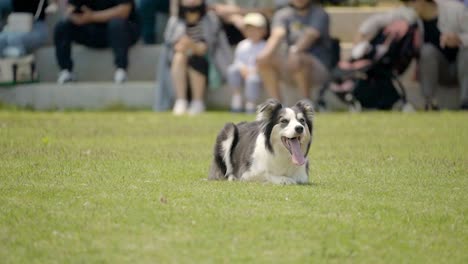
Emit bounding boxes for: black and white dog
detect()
[208,99,314,184]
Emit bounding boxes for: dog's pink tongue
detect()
[289,138,306,166]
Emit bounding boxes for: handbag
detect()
[3,0,46,33]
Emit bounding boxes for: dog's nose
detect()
[295,126,304,134]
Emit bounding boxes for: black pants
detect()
[54,18,140,70]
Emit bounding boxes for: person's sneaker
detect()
[230,94,243,112]
[188,100,206,115]
[114,68,127,84]
[245,101,257,114]
[57,70,75,84]
[173,99,188,116]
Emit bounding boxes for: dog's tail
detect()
[208,123,239,180]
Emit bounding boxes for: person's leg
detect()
[54,20,76,71]
[457,48,468,108]
[187,55,208,114]
[226,63,244,111]
[257,56,281,100]
[419,43,451,109]
[107,18,140,70]
[288,52,312,98]
[244,73,262,113]
[287,52,329,100]
[171,51,188,100]
[55,19,108,71]
[188,67,206,101]
[10,21,48,54]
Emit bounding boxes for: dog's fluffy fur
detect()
[208,99,314,184]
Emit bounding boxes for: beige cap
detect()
[243,13,267,28]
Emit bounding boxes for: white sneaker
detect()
[188,100,206,115]
[3,46,24,58]
[230,94,243,112]
[173,99,188,116]
[57,70,75,84]
[114,68,127,84]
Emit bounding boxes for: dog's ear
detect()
[256,99,282,122]
[295,100,315,122]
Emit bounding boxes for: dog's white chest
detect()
[240,134,308,184]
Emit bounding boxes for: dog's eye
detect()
[280,119,289,124]
[299,118,305,123]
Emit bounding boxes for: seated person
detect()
[256,0,332,101]
[362,0,468,110]
[136,0,170,44]
[0,0,48,57]
[404,0,468,110]
[54,0,140,84]
[227,13,267,113]
[167,0,232,115]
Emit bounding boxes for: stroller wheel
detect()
[392,100,415,112]
[343,93,362,112]
[349,100,362,112]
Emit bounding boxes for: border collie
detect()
[208,99,314,185]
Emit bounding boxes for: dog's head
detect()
[257,99,314,166]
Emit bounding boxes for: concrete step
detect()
[0,82,154,110]
[0,78,460,111]
[35,45,161,82]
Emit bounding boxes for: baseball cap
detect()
[243,13,267,28]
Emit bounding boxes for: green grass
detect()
[0,111,467,263]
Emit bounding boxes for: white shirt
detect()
[233,39,267,70]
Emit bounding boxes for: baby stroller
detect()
[317,20,420,111]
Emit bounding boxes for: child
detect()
[227,12,267,113]
[155,0,232,113]
[171,0,209,115]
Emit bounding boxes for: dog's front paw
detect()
[269,176,297,185]
[227,174,236,182]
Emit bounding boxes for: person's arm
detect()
[69,3,132,25]
[261,9,289,55]
[290,27,320,53]
[174,36,208,56]
[86,3,132,23]
[261,26,286,57]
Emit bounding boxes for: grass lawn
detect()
[0,110,467,263]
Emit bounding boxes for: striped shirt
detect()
[186,22,205,43]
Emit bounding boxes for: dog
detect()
[208,99,314,185]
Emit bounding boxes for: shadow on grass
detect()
[201,178,320,187]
